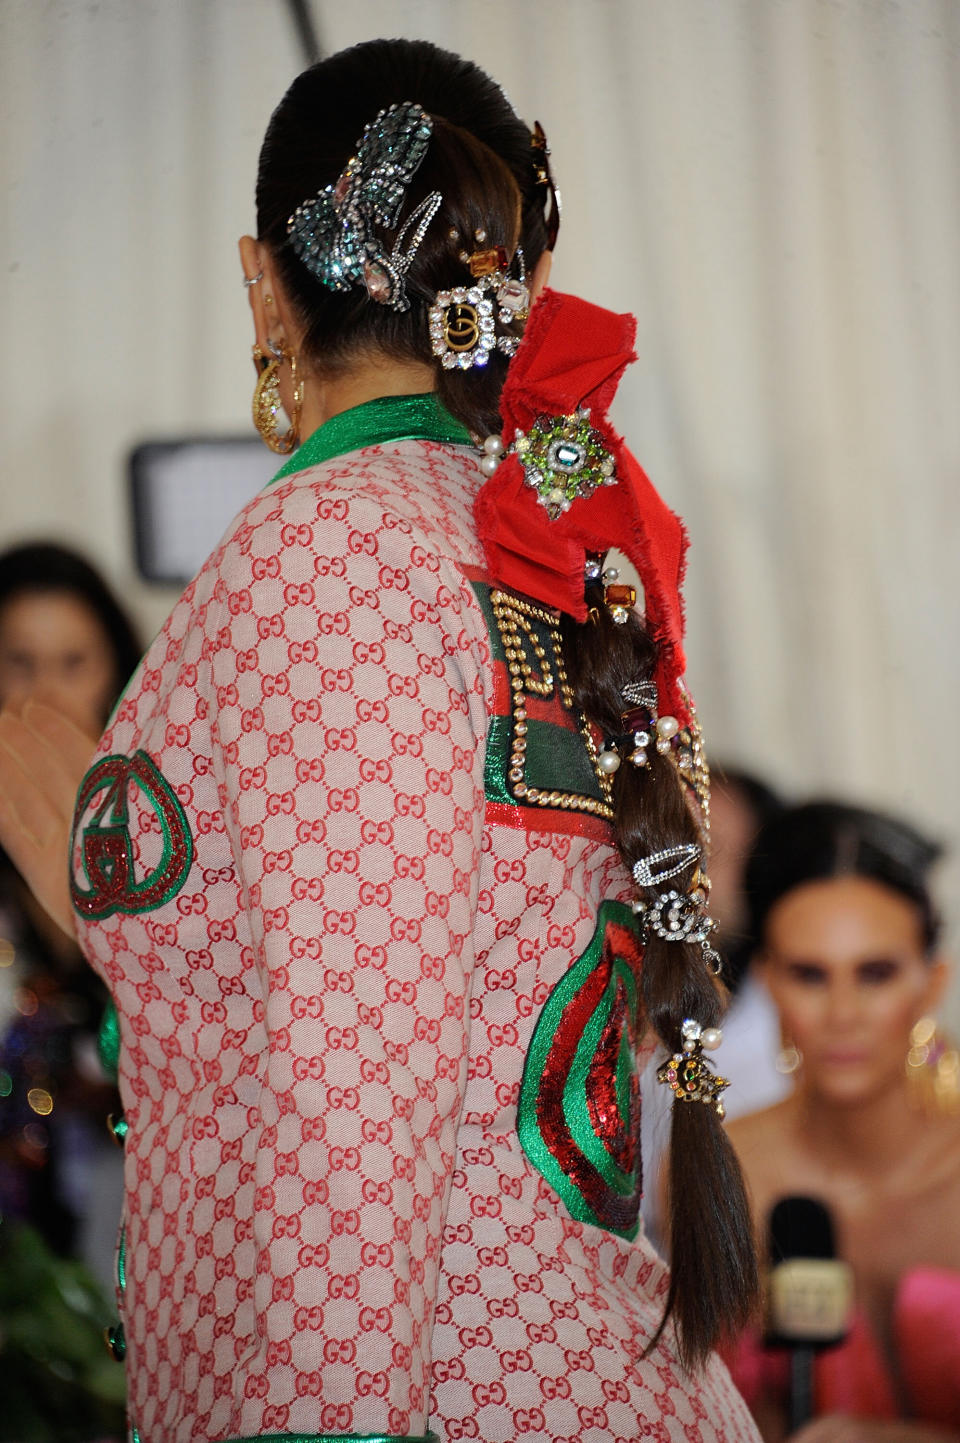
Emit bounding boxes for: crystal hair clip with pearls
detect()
[656,1018,729,1118]
[592,675,684,778]
[590,672,711,827]
[287,102,438,312]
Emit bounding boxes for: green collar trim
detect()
[271,392,472,482]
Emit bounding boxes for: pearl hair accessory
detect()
[656,1017,730,1117]
[682,1016,723,1053]
[618,679,697,786]
[596,742,622,775]
[479,433,505,477]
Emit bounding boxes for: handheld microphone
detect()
[765,1196,854,1430]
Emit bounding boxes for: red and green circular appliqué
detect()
[518,900,645,1239]
[70,751,194,919]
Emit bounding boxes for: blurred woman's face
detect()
[761,875,944,1106]
[0,590,117,733]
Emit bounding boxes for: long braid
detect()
[561,595,758,1370]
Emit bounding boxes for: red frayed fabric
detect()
[474,288,691,723]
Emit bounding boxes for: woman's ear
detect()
[921,954,951,1015]
[238,236,296,355]
[239,236,270,346]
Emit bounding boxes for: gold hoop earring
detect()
[251,343,302,454]
[906,1016,960,1115]
[776,1042,802,1076]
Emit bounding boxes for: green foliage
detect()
[0,1219,126,1442]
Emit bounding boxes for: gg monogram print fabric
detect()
[71,399,759,1443]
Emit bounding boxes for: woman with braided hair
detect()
[0,38,759,1443]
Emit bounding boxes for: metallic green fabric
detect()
[97,1001,120,1082]
[271,392,471,482]
[522,714,603,802]
[483,714,516,805]
[470,579,508,663]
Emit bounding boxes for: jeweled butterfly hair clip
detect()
[286,101,441,312]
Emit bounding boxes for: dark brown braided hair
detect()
[256,36,757,1370]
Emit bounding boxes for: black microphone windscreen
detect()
[769,1195,836,1263]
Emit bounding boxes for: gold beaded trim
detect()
[490,589,614,821]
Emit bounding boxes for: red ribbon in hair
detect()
[474,288,691,724]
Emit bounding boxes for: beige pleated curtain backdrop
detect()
[2,0,959,1002]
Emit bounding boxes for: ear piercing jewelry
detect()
[776,1043,802,1075]
[251,341,303,454]
[243,270,263,288]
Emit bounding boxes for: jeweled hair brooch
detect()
[286,101,440,312]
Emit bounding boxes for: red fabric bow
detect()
[474,288,691,724]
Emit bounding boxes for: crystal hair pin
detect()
[632,844,702,889]
[287,101,438,312]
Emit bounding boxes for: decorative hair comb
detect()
[531,121,561,250]
[287,101,439,312]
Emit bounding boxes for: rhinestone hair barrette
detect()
[428,243,530,372]
[287,101,438,312]
[632,843,702,889]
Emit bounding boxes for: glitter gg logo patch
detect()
[70,751,194,919]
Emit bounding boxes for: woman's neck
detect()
[793,1078,928,1183]
[299,358,437,438]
